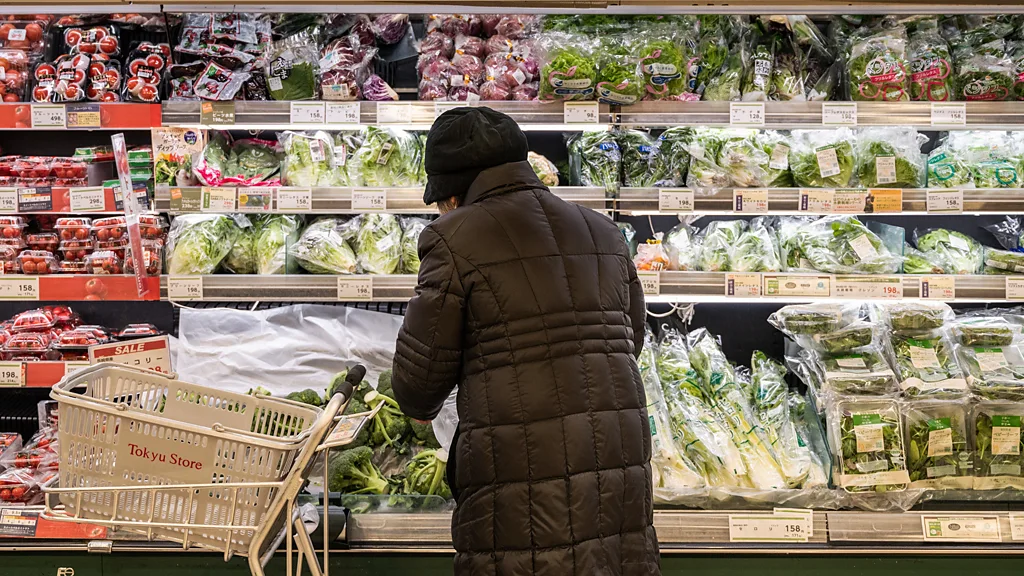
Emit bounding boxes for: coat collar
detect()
[462,161,546,206]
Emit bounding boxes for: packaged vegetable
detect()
[166,214,242,275]
[633,238,670,271]
[701,46,742,101]
[974,401,1024,489]
[685,128,731,189]
[907,31,953,101]
[810,322,878,354]
[527,152,558,187]
[954,54,1014,101]
[780,216,900,275]
[926,138,973,188]
[984,247,1024,275]
[567,131,620,195]
[656,127,692,187]
[617,130,665,187]
[951,317,1019,347]
[740,33,775,101]
[913,228,983,274]
[876,301,954,334]
[751,351,812,487]
[664,222,697,271]
[290,218,358,274]
[769,302,865,336]
[399,217,428,275]
[266,31,320,101]
[351,214,403,275]
[595,52,644,106]
[904,400,973,489]
[848,29,910,101]
[347,127,424,188]
[892,331,967,397]
[280,131,341,187]
[855,127,926,188]
[769,36,805,101]
[831,398,910,492]
[820,345,899,397]
[957,343,1024,400]
[537,32,596,101]
[789,129,857,187]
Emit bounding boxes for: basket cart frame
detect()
[40,363,373,576]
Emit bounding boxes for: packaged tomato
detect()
[41,305,76,325]
[84,250,122,274]
[17,250,58,274]
[55,326,108,347]
[86,58,121,101]
[55,217,92,240]
[51,158,88,185]
[26,232,59,253]
[59,260,86,273]
[0,49,28,102]
[117,323,162,339]
[52,54,90,103]
[0,215,23,238]
[0,467,38,503]
[64,24,121,57]
[123,42,167,103]
[0,21,47,55]
[139,214,167,239]
[92,216,126,242]
[3,331,50,354]
[124,239,162,275]
[0,432,21,460]
[58,238,95,261]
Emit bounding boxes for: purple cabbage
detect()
[362,74,399,101]
[373,14,409,45]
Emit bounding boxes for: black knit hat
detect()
[423,106,528,205]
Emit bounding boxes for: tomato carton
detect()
[17,250,59,274]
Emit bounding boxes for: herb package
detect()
[973,401,1024,490]
[820,345,899,397]
[904,400,973,489]
[832,399,910,492]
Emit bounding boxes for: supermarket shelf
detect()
[161,101,614,130]
[161,274,417,302]
[0,103,160,130]
[618,101,1024,129]
[827,511,1023,544]
[0,275,159,301]
[0,361,91,389]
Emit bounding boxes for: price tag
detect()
[833,275,903,300]
[290,101,326,124]
[167,276,203,301]
[1011,514,1024,541]
[69,187,106,212]
[337,275,373,301]
[922,516,1001,542]
[729,102,765,126]
[733,189,768,213]
[564,102,599,124]
[0,277,38,300]
[352,188,387,211]
[201,187,236,212]
[277,187,313,211]
[926,189,963,214]
[931,103,967,127]
[799,189,835,213]
[200,101,235,125]
[376,102,413,124]
[0,188,17,213]
[63,361,90,376]
[638,271,660,296]
[729,509,813,543]
[920,276,955,300]
[1006,277,1024,300]
[236,187,273,212]
[725,273,761,297]
[326,102,361,124]
[822,102,857,126]
[433,101,463,119]
[658,188,694,213]
[833,190,867,213]
[88,335,172,374]
[66,103,101,129]
[31,104,66,128]
[763,275,831,297]
[0,362,22,387]
[865,188,903,213]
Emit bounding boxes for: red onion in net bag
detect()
[479,14,501,37]
[454,35,486,59]
[440,14,473,37]
[373,14,409,45]
[484,35,513,57]
[362,74,399,101]
[479,77,511,100]
[452,53,484,84]
[419,31,453,59]
[496,15,531,39]
[349,15,376,47]
[419,79,448,101]
[511,82,538,101]
[448,84,480,101]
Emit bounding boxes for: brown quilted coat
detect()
[392,160,660,576]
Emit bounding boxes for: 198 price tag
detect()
[733,189,768,213]
[638,271,660,295]
[920,276,955,300]
[201,187,236,212]
[167,276,203,301]
[31,104,66,128]
[337,276,373,301]
[0,188,15,213]
[725,273,761,297]
[69,187,106,212]
[277,187,313,211]
[0,362,22,387]
[822,102,857,126]
[0,277,38,300]
[730,102,765,126]
[564,102,599,124]
[931,103,966,126]
[926,189,963,213]
[658,188,694,213]
[326,102,361,124]
[799,189,835,213]
[290,102,326,124]
[352,188,386,211]
[376,102,413,124]
[833,275,903,299]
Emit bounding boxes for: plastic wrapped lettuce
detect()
[348,126,424,187]
[289,217,358,274]
[973,400,1024,489]
[769,36,805,101]
[830,398,910,492]
[848,29,910,101]
[856,127,927,188]
[926,137,973,188]
[595,50,644,105]
[697,219,745,272]
[568,131,621,195]
[757,130,794,187]
[904,400,973,489]
[780,216,900,275]
[331,131,363,187]
[664,222,698,271]
[907,31,954,101]
[685,128,731,189]
[789,129,856,187]
[952,131,1020,187]
[715,129,771,187]
[957,344,1024,401]
[636,28,688,100]
[281,131,343,187]
[701,46,742,101]
[617,130,666,187]
[892,332,968,397]
[256,214,303,274]
[537,32,596,101]
[903,243,948,274]
[352,214,403,275]
[399,216,428,275]
[732,219,781,272]
[222,215,258,274]
[693,35,728,96]
[913,228,983,274]
[656,127,692,186]
[954,54,1014,101]
[166,214,243,275]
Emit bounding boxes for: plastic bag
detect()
[779,216,900,275]
[855,127,927,188]
[617,130,666,187]
[664,222,697,271]
[166,214,242,275]
[567,131,620,195]
[830,398,910,492]
[685,128,732,189]
[280,131,341,187]
[769,36,805,101]
[848,29,910,101]
[527,151,558,187]
[716,129,773,187]
[954,54,1014,101]
[891,331,967,397]
[769,302,865,336]
[973,401,1024,489]
[256,214,302,274]
[399,217,428,275]
[320,34,376,101]
[352,214,403,275]
[633,238,670,271]
[907,31,953,101]
[904,400,973,489]
[820,345,899,397]
[926,136,974,188]
[696,220,744,272]
[289,217,358,274]
[956,343,1024,400]
[348,127,424,188]
[875,301,954,334]
[266,31,320,101]
[951,317,1020,347]
[984,247,1024,275]
[740,33,775,101]
[657,127,692,186]
[636,28,689,100]
[595,50,644,106]
[751,351,812,487]
[912,228,983,274]
[789,129,857,187]
[537,32,596,101]
[701,46,742,101]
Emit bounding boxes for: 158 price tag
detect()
[337,276,372,301]
[729,509,813,543]
[931,103,966,126]
[926,189,963,213]
[326,102,361,124]
[0,362,22,387]
[352,188,386,211]
[658,189,694,213]
[31,104,66,128]
[277,187,312,211]
[0,277,38,300]
[167,276,203,301]
[290,102,326,124]
[730,102,765,126]
[822,102,857,125]
[564,102,599,124]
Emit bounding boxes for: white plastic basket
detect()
[44,363,325,559]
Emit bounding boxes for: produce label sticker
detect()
[69,187,106,212]
[728,510,812,543]
[864,188,903,213]
[321,403,383,450]
[922,516,1001,542]
[1011,515,1024,541]
[326,102,361,124]
[931,103,966,127]
[290,101,326,125]
[821,102,857,126]
[167,276,203,301]
[201,187,236,212]
[992,415,1021,455]
[1007,276,1024,300]
[658,188,694,213]
[733,189,768,213]
[840,469,911,488]
[0,188,16,213]
[815,145,840,178]
[908,339,942,370]
[948,234,970,251]
[729,102,764,126]
[352,188,387,211]
[799,189,833,213]
[769,144,789,170]
[835,355,867,369]
[762,275,830,297]
[277,187,313,211]
[852,414,884,452]
[376,102,413,124]
[725,273,761,297]
[31,104,66,128]
[833,275,902,300]
[169,187,202,212]
[236,187,273,212]
[875,156,897,184]
[200,101,235,125]
[926,189,963,214]
[927,418,954,457]
[832,190,867,213]
[17,186,52,212]
[337,275,373,301]
[0,362,22,387]
[66,102,101,129]
[88,336,172,374]
[919,276,955,300]
[976,348,1010,372]
[564,102,599,124]
[0,277,39,301]
[847,233,878,260]
[638,271,660,296]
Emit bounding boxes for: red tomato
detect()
[21,260,34,273]
[34,63,55,80]
[3,94,17,103]
[74,228,87,240]
[104,68,120,88]
[25,23,41,42]
[31,85,48,102]
[0,24,13,41]
[99,36,117,55]
[86,84,101,100]
[145,54,163,70]
[64,28,82,46]
[96,228,109,241]
[125,76,142,94]
[99,91,118,102]
[62,83,80,100]
[139,84,157,102]
[88,62,104,79]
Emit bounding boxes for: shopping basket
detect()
[41,363,368,576]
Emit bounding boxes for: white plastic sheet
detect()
[175,304,402,395]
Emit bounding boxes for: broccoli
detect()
[376,370,393,397]
[285,388,324,407]
[327,370,349,399]
[328,446,390,494]
[402,449,452,498]
[364,390,411,448]
[410,419,441,449]
[247,386,272,396]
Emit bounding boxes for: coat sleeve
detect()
[626,257,646,359]
[392,226,466,421]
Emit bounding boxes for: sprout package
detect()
[973,401,1024,489]
[832,399,911,492]
[904,400,973,489]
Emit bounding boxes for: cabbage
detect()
[353,214,403,275]
[256,215,303,274]
[223,216,258,274]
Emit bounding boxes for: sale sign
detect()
[88,335,171,373]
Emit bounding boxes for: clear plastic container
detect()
[17,250,58,274]
[0,215,25,240]
[10,310,53,333]
[84,250,122,274]
[26,232,58,253]
[92,216,126,242]
[59,260,87,274]
[3,331,50,354]
[124,239,162,275]
[58,238,95,261]
[55,326,107,347]
[117,323,162,339]
[55,217,92,241]
[139,214,167,239]
[41,305,77,325]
